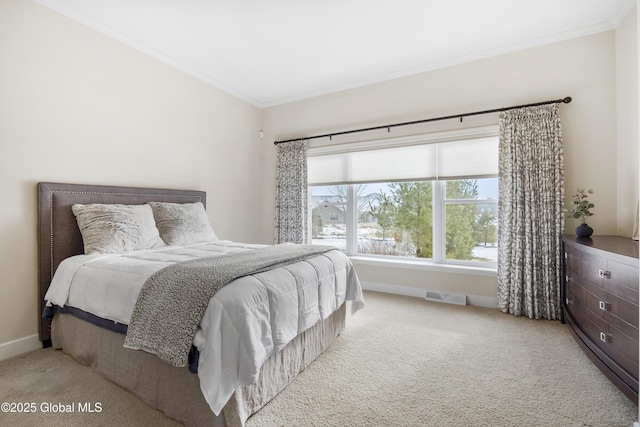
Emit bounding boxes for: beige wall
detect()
[0,0,266,346]
[637,6,640,427]
[617,7,639,237]
[263,26,634,301]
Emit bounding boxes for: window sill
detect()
[349,255,497,277]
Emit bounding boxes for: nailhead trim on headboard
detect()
[37,183,207,344]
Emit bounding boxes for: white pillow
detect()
[148,201,217,245]
[72,203,165,254]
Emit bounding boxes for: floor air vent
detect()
[425,291,467,306]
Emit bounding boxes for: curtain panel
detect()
[497,103,565,320]
[275,140,309,244]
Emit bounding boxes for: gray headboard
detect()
[37,182,207,344]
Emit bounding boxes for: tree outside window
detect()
[311,178,498,265]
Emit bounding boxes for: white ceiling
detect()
[36,0,636,108]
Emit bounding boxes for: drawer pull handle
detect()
[599,332,611,343]
[598,301,610,311]
[598,269,611,279]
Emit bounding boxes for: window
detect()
[308,127,498,267]
[311,187,347,251]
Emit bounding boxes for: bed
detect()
[37,182,364,426]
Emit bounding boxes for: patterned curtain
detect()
[497,103,565,320]
[275,140,309,244]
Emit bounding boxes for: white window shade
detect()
[308,130,498,185]
[306,153,351,185]
[437,137,498,180]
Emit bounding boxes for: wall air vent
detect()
[425,291,466,306]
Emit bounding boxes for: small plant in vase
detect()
[569,188,594,237]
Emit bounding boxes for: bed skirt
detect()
[51,303,347,426]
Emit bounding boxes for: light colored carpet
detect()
[0,291,636,426]
[246,291,637,427]
[0,345,180,426]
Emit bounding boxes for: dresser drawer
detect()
[567,274,607,318]
[605,260,639,304]
[581,252,608,288]
[568,302,609,353]
[564,244,582,276]
[607,326,639,379]
[606,292,639,331]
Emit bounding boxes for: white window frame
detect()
[308,126,499,272]
[436,180,498,268]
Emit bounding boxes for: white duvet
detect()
[45,240,365,415]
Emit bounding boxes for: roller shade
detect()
[308,131,498,185]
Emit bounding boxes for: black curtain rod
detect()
[273,96,572,145]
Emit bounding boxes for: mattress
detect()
[44,240,365,415]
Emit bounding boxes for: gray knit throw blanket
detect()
[124,243,335,367]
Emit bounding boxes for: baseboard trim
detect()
[0,334,41,362]
[360,281,497,308]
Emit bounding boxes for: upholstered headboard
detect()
[37,182,207,344]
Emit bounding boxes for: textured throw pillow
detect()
[148,201,217,245]
[72,203,165,254]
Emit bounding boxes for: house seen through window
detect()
[308,126,499,267]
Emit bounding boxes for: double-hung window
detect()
[308,126,499,267]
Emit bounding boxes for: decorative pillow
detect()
[72,203,165,254]
[148,201,217,245]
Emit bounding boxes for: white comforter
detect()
[45,240,365,415]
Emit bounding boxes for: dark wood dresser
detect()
[562,235,639,403]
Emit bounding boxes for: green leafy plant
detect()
[569,188,594,224]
